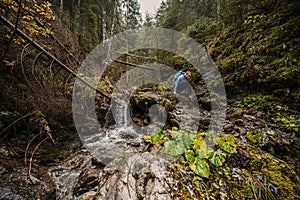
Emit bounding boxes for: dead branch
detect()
[24,132,41,174]
[40,117,55,144]
[0,112,34,140]
[49,59,54,79]
[114,60,155,71]
[0,14,110,100]
[28,137,48,184]
[120,52,156,61]
[31,51,44,91]
[20,43,33,89]
[25,116,54,183]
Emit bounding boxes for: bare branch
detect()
[31,51,45,90]
[114,60,155,70]
[0,14,110,100]
[119,52,156,61]
[1,0,22,60]
[0,112,34,139]
[28,137,48,184]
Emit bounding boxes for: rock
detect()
[80,191,97,200]
[199,98,211,111]
[96,152,175,200]
[73,169,101,197]
[244,114,256,121]
[234,126,245,135]
[0,187,24,200]
[234,119,244,126]
[224,123,234,133]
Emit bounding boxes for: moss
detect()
[246,131,262,144]
[208,0,300,104]
[162,98,174,111]
[247,145,300,200]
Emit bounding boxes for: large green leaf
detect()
[195,147,207,159]
[150,130,166,144]
[185,150,195,162]
[190,157,210,178]
[193,134,207,158]
[169,129,185,139]
[177,133,195,149]
[193,135,207,150]
[163,140,186,157]
[209,149,227,167]
[217,135,237,154]
[206,148,215,158]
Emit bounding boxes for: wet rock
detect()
[224,123,234,133]
[0,187,24,200]
[234,126,245,135]
[234,119,244,126]
[96,152,174,200]
[73,169,101,197]
[81,191,97,200]
[49,149,94,200]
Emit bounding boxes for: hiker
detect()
[173,70,193,99]
[172,69,187,84]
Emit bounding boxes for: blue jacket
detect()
[174,74,186,93]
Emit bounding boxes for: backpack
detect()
[173,70,186,83]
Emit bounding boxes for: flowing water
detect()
[49,101,146,199]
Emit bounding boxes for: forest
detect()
[0,0,299,199]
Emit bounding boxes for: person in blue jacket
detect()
[173,70,192,99]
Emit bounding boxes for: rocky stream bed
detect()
[0,90,299,199]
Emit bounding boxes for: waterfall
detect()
[113,101,130,128]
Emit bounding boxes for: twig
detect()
[118,52,156,61]
[20,43,32,88]
[0,112,33,139]
[64,73,73,89]
[114,60,155,71]
[31,51,44,90]
[0,14,110,100]
[24,132,41,172]
[28,137,48,184]
[49,59,54,79]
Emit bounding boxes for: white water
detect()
[50,101,144,199]
[114,102,130,128]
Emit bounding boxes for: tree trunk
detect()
[60,0,63,17]
[217,0,221,21]
[107,0,118,62]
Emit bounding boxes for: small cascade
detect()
[113,102,130,128]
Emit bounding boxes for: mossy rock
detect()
[246,145,300,199]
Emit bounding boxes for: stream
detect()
[49,99,178,199]
[47,92,300,199]
[1,92,298,199]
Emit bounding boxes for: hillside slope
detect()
[208,0,299,106]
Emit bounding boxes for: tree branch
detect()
[114,60,155,70]
[1,0,22,60]
[0,14,110,100]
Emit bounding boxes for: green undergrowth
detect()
[0,110,18,129]
[232,94,300,134]
[144,128,299,199]
[144,128,237,178]
[208,0,300,104]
